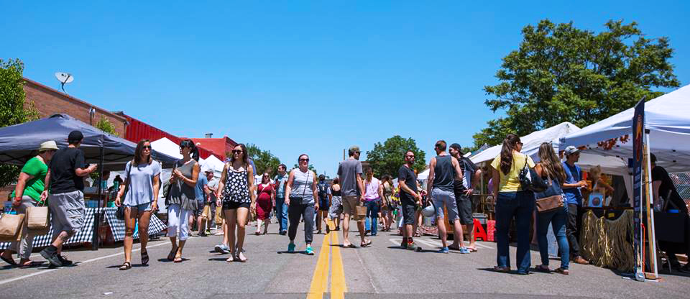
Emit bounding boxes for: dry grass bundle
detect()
[581,210,634,272]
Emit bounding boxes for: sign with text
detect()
[632,99,645,281]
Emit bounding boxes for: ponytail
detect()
[500,134,520,175]
[179,139,200,161]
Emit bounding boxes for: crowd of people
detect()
[2,130,688,275]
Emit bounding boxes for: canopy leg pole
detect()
[92,145,104,251]
[644,129,658,278]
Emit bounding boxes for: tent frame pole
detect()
[92,143,104,250]
[644,128,659,278]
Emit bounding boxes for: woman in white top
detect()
[115,139,161,270]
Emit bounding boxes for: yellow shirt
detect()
[491,152,536,193]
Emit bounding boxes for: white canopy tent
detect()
[560,85,690,173]
[469,122,632,198]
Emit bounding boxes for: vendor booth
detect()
[561,85,690,273]
[0,114,178,250]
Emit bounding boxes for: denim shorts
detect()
[431,188,459,221]
[125,202,152,211]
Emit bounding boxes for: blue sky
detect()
[3,1,689,176]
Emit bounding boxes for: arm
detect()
[115,179,126,206]
[180,163,200,187]
[152,174,160,210]
[597,178,615,193]
[285,171,295,205]
[652,180,662,203]
[12,173,33,206]
[247,164,256,206]
[271,184,276,207]
[41,169,51,201]
[491,167,500,198]
[378,181,384,202]
[534,164,544,177]
[451,157,464,181]
[75,164,98,177]
[426,158,436,196]
[357,174,365,202]
[312,172,319,211]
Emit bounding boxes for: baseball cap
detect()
[349,145,360,153]
[449,143,462,151]
[68,130,84,144]
[564,146,580,156]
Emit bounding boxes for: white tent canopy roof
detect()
[471,122,579,164]
[560,85,690,172]
[151,137,182,160]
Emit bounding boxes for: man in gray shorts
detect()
[426,140,465,254]
[40,130,97,267]
[337,146,370,248]
[449,143,481,252]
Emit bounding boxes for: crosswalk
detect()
[388,237,494,249]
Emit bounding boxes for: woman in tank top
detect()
[216,143,255,262]
[167,139,200,263]
[381,175,394,232]
[285,154,319,255]
[328,178,343,231]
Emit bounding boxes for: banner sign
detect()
[632,99,645,281]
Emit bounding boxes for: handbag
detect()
[26,205,50,230]
[0,212,25,242]
[535,177,565,213]
[116,162,134,220]
[519,155,548,192]
[164,162,178,206]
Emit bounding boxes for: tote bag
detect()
[0,213,25,242]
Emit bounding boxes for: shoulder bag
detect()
[519,155,548,193]
[116,162,133,220]
[535,176,565,213]
[289,171,310,206]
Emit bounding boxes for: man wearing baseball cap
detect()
[561,145,589,265]
[40,130,97,267]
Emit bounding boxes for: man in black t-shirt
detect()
[39,130,97,267]
[398,150,422,251]
[651,153,690,272]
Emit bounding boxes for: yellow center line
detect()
[330,228,347,299]
[307,221,331,299]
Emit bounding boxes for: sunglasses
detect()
[143,145,152,149]
[232,150,243,154]
[299,158,309,162]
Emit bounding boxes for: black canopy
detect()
[0,114,177,169]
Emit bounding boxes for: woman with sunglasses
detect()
[255,172,274,235]
[115,139,161,270]
[285,154,319,255]
[166,139,200,263]
[216,144,255,262]
[490,134,535,274]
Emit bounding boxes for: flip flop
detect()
[343,243,357,248]
[361,240,372,247]
[467,247,478,252]
[0,255,17,266]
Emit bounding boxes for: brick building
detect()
[191,135,238,161]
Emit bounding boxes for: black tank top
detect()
[433,155,455,192]
[331,186,342,196]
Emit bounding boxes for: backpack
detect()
[318,183,328,198]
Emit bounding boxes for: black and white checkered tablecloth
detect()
[103,207,166,242]
[0,207,166,250]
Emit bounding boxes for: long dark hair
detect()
[231,143,249,166]
[500,134,520,175]
[180,139,200,161]
[134,139,152,165]
[537,142,566,183]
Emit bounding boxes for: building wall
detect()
[123,114,216,159]
[22,78,127,136]
[191,136,238,161]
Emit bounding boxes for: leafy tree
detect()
[245,143,281,175]
[474,19,680,147]
[95,116,118,136]
[366,135,426,178]
[0,59,28,187]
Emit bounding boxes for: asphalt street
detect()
[0,220,689,299]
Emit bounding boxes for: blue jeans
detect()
[275,197,288,232]
[537,207,569,269]
[495,191,535,273]
[365,200,380,235]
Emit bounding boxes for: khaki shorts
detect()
[342,195,361,218]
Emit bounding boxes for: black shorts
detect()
[401,202,417,225]
[223,201,250,210]
[454,191,473,225]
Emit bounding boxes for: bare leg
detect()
[53,231,75,254]
[225,210,237,257]
[342,213,352,246]
[437,217,448,247]
[467,222,476,249]
[235,207,249,252]
[138,210,152,253]
[123,207,137,263]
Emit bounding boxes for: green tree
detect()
[245,143,281,175]
[366,135,426,178]
[0,59,28,188]
[474,19,680,147]
[95,116,118,136]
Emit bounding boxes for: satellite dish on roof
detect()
[54,72,74,93]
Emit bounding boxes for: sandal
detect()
[361,239,372,247]
[467,247,478,252]
[226,254,235,263]
[119,262,132,270]
[493,266,511,273]
[554,268,569,275]
[141,250,149,266]
[173,251,182,263]
[237,252,247,262]
[343,243,357,248]
[167,246,177,261]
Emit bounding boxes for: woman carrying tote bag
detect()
[115,139,161,270]
[1,141,57,268]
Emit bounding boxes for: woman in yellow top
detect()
[490,134,535,275]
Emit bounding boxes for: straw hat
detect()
[39,141,58,152]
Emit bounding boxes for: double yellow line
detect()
[307,220,346,299]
